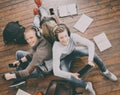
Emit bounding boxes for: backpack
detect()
[44,79,83,95]
[40,17,57,45]
[3,21,27,44]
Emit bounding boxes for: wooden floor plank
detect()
[0,0,120,95]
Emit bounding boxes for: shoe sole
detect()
[9,81,26,88]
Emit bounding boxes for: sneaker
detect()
[86,82,96,95]
[38,7,48,17]
[9,79,26,88]
[103,70,118,81]
[33,15,41,28]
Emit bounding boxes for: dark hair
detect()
[54,24,70,41]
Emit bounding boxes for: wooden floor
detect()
[0,0,120,95]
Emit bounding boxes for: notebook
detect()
[57,3,77,17]
[16,89,31,95]
[93,32,112,52]
[73,14,93,33]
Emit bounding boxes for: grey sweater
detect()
[16,37,52,78]
[52,33,95,79]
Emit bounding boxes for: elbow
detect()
[53,69,59,77]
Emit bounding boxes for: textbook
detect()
[73,14,93,33]
[57,3,77,17]
[93,32,112,52]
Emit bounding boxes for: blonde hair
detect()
[54,25,66,35]
[24,25,35,35]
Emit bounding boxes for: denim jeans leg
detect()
[60,48,88,88]
[16,50,29,71]
[73,47,107,72]
[16,50,44,78]
[60,59,87,88]
[94,54,107,72]
[28,68,44,78]
[67,76,87,88]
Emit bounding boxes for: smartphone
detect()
[8,63,17,68]
[78,64,93,78]
[49,8,54,15]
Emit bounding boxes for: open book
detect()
[73,14,93,33]
[93,32,112,52]
[57,3,77,17]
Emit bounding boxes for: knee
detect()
[94,53,99,59]
[16,50,26,60]
[16,50,23,57]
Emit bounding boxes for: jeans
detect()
[16,50,44,78]
[60,47,107,88]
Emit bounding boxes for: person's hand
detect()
[13,60,20,66]
[71,73,81,80]
[88,61,95,67]
[3,73,16,80]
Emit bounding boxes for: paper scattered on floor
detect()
[16,89,31,95]
[93,32,112,52]
[57,3,77,17]
[74,14,93,33]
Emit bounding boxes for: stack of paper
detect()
[73,14,93,33]
[16,89,31,95]
[57,3,77,17]
[93,32,112,52]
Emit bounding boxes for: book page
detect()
[93,32,112,52]
[58,3,77,17]
[73,14,93,33]
[16,89,31,95]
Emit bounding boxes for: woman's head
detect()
[54,24,70,46]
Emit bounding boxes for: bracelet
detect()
[19,59,22,64]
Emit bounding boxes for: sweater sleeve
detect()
[52,42,72,79]
[71,33,95,63]
[16,45,52,78]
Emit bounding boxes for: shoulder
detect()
[70,33,81,38]
[70,33,82,41]
[53,41,61,48]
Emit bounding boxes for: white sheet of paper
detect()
[73,14,93,33]
[16,89,31,95]
[58,3,77,17]
[93,32,112,52]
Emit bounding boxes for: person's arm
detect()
[71,33,95,64]
[52,42,73,79]
[16,40,52,78]
[12,54,32,66]
[53,14,62,24]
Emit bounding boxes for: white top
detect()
[52,33,95,79]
